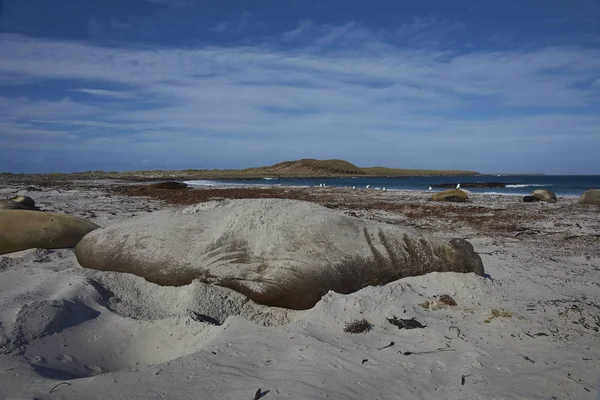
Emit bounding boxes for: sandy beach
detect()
[1,180,599,399]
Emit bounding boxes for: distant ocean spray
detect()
[185,175,600,196]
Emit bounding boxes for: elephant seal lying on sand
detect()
[0,196,40,211]
[0,199,27,210]
[579,189,600,206]
[75,198,484,310]
[531,189,557,203]
[430,189,469,202]
[12,195,37,208]
[0,210,100,255]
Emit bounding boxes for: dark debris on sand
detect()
[344,319,373,334]
[111,184,543,237]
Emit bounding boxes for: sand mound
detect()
[1,246,295,386]
[84,271,295,326]
[11,299,99,349]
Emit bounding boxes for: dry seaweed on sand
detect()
[484,308,513,323]
[387,316,426,329]
[344,319,372,334]
[438,294,457,306]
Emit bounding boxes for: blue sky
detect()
[1,0,599,174]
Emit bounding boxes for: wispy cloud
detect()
[398,15,465,37]
[211,11,259,34]
[72,88,137,99]
[0,21,599,173]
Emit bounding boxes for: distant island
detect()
[0,159,484,181]
[484,172,545,176]
[0,159,550,182]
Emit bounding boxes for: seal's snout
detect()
[449,238,485,276]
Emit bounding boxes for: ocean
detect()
[184,175,600,196]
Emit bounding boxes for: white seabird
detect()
[428,186,432,191]
[366,185,370,189]
[456,183,461,189]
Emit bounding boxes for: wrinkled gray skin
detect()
[76,199,484,310]
[579,189,600,205]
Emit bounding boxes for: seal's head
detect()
[449,238,485,276]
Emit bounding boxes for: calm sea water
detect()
[185,175,600,196]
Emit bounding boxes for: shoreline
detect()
[182,180,581,198]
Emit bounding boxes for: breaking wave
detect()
[505,184,552,188]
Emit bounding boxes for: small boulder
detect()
[579,189,600,206]
[431,189,468,202]
[531,189,557,203]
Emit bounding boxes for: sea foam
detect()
[505,184,552,188]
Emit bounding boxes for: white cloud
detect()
[282,20,314,41]
[72,88,137,99]
[211,11,257,34]
[0,25,599,173]
[397,15,464,37]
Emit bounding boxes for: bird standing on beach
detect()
[456,183,460,189]
[428,186,432,191]
[366,185,370,189]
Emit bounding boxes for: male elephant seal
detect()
[531,189,557,203]
[75,198,484,310]
[430,189,469,202]
[579,189,600,206]
[12,195,40,210]
[0,196,40,211]
[0,199,27,210]
[0,210,100,255]
[12,195,37,208]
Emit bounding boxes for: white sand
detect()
[0,183,599,399]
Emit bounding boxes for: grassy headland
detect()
[0,159,481,182]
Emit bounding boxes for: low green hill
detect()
[361,166,480,176]
[256,159,366,176]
